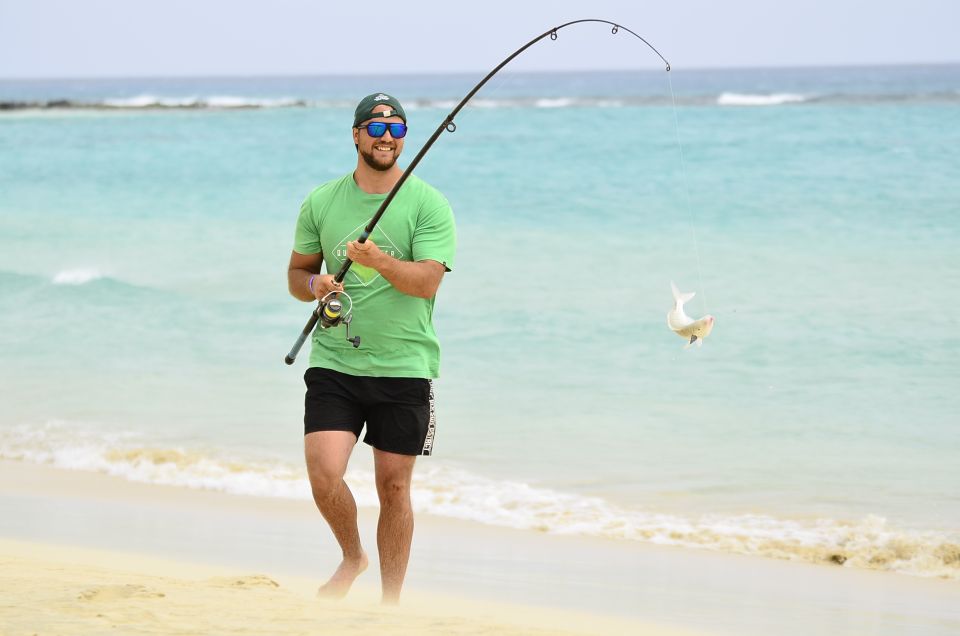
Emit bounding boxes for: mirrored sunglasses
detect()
[358,121,407,139]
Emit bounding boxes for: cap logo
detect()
[373,94,391,101]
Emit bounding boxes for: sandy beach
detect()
[2,459,959,636]
[1,539,680,636]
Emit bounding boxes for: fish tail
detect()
[671,281,696,305]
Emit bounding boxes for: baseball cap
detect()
[353,93,407,127]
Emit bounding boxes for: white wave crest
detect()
[203,95,303,108]
[534,97,575,108]
[99,95,303,109]
[2,421,958,580]
[102,95,196,108]
[52,268,103,285]
[0,422,309,499]
[594,99,626,108]
[717,92,809,106]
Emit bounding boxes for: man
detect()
[287,93,455,604]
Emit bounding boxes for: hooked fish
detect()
[667,281,715,347]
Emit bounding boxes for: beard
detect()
[359,145,399,171]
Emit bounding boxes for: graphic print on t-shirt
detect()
[332,222,405,286]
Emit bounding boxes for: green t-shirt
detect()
[293,172,456,378]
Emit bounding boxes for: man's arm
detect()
[346,240,445,299]
[287,251,342,302]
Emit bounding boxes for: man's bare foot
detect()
[381,591,401,606]
[317,552,368,599]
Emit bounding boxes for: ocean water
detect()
[1,65,959,580]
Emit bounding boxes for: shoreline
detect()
[3,459,960,635]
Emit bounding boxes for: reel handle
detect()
[284,291,359,363]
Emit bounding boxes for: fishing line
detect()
[285,18,675,365]
[457,58,512,116]
[436,58,514,156]
[666,71,709,315]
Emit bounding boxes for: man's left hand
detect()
[347,239,386,269]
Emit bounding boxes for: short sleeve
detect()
[412,199,456,272]
[293,193,322,255]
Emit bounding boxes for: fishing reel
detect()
[318,291,360,348]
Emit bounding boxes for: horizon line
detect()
[1,60,958,82]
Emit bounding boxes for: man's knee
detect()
[309,470,342,503]
[376,476,411,506]
[306,456,347,503]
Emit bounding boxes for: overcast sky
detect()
[1,0,957,78]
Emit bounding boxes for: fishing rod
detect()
[284,18,670,365]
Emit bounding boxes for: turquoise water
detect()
[1,66,958,577]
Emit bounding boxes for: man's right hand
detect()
[311,274,344,301]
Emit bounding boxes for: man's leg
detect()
[305,430,368,598]
[373,448,417,604]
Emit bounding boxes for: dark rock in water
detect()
[0,97,311,112]
[0,99,74,110]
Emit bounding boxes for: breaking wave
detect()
[717,92,810,106]
[1,421,958,581]
[52,268,104,285]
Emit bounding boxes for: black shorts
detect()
[303,367,436,456]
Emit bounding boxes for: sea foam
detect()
[1,421,957,581]
[52,268,103,285]
[717,92,809,106]
[534,97,576,108]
